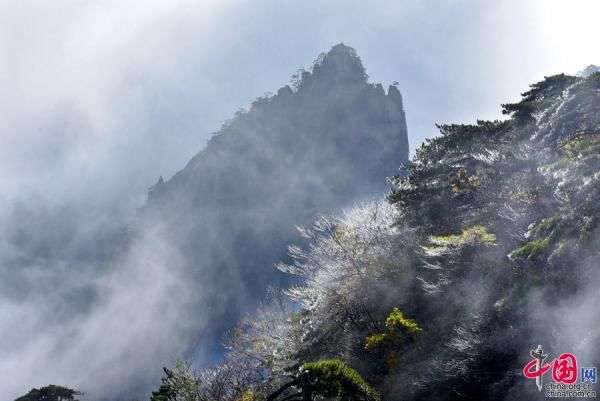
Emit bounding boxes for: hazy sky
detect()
[1,1,599,399]
[1,0,599,206]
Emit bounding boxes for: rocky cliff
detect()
[142,43,410,355]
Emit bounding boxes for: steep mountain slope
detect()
[141,44,410,353]
[153,71,600,400]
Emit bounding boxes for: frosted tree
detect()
[276,200,414,360]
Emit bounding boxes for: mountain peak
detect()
[143,46,409,364]
[310,43,368,84]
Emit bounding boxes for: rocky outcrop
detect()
[142,43,410,354]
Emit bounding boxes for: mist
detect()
[1,1,599,400]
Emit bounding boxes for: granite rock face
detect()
[143,44,410,354]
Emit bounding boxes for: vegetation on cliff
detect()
[144,69,600,400]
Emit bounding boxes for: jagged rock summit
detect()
[142,44,410,354]
[149,44,408,208]
[304,43,368,84]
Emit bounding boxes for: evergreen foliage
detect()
[150,362,202,401]
[364,307,422,352]
[15,385,82,401]
[266,360,379,401]
[299,360,379,401]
